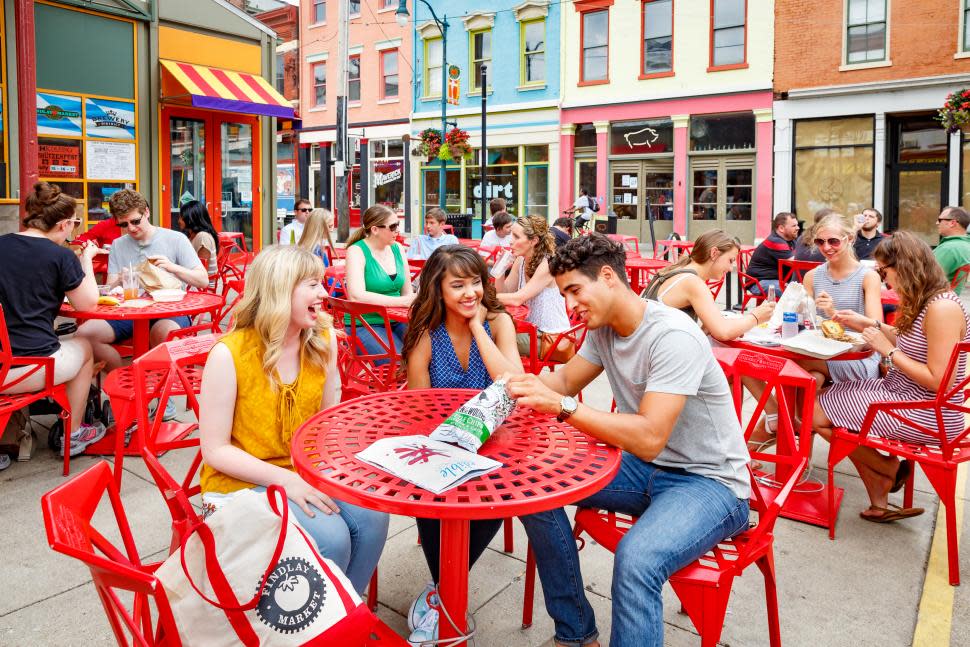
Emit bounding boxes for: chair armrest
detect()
[3,355,56,392]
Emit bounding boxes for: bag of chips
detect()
[429,380,516,452]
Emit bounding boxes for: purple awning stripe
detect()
[191,95,294,119]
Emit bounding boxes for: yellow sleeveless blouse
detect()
[200,327,328,495]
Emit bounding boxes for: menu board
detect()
[85,140,136,181]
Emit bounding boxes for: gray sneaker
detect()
[0,454,10,471]
[61,422,107,457]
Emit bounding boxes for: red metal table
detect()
[882,288,899,306]
[385,304,529,323]
[291,389,621,643]
[457,238,481,249]
[625,257,670,295]
[722,338,875,528]
[59,292,225,359]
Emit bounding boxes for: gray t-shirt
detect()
[108,227,202,287]
[579,301,750,498]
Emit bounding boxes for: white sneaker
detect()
[407,607,438,647]
[407,582,438,631]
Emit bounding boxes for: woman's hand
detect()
[751,300,775,324]
[862,325,894,356]
[815,291,835,318]
[469,304,488,328]
[282,473,340,517]
[832,309,872,332]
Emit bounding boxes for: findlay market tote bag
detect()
[156,486,377,646]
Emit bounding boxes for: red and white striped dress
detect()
[819,292,970,444]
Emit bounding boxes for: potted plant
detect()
[938,89,970,135]
[412,128,442,160]
[438,127,473,162]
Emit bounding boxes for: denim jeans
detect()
[345,321,407,366]
[253,486,389,594]
[747,279,779,297]
[520,452,750,647]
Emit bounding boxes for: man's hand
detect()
[148,254,178,274]
[504,372,562,416]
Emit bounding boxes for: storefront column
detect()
[560,124,575,218]
[950,130,963,206]
[772,118,793,214]
[404,142,412,233]
[593,121,609,207]
[359,138,369,212]
[754,109,774,239]
[671,114,689,237]
[320,143,333,209]
[298,143,311,203]
[15,0,39,198]
[873,114,886,215]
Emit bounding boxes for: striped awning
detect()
[160,59,294,119]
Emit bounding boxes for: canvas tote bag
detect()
[155,486,377,646]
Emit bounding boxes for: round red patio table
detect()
[385,303,529,323]
[59,291,224,359]
[625,257,670,294]
[291,389,621,642]
[722,337,874,363]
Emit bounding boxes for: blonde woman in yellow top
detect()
[198,245,388,593]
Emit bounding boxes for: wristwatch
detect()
[557,395,579,422]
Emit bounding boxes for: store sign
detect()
[472,180,514,200]
[85,98,135,140]
[447,65,460,106]
[37,93,82,137]
[39,142,80,178]
[374,168,402,187]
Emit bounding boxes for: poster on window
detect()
[37,93,82,136]
[85,98,135,140]
[86,140,136,181]
[39,141,81,178]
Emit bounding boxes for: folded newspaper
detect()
[356,435,501,494]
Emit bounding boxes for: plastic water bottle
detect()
[782,311,799,339]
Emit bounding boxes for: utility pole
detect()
[479,65,487,227]
[334,0,351,241]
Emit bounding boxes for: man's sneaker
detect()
[148,400,178,422]
[407,607,438,647]
[0,454,10,471]
[407,582,438,631]
[62,422,107,457]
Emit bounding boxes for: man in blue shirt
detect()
[408,208,459,260]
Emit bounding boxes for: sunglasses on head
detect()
[117,216,144,229]
[876,264,893,281]
[813,237,844,248]
[378,223,400,232]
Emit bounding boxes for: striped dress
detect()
[812,263,881,382]
[819,292,970,444]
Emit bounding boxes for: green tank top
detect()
[346,239,405,325]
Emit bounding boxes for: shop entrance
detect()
[887,115,949,246]
[161,106,261,251]
[688,155,755,242]
[609,160,674,246]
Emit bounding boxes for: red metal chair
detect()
[654,238,693,261]
[777,259,822,292]
[515,319,589,376]
[325,265,348,298]
[42,461,398,645]
[950,263,970,291]
[407,258,426,282]
[607,234,640,259]
[442,223,455,235]
[328,297,405,400]
[477,245,501,265]
[521,348,810,645]
[707,278,725,300]
[737,270,768,312]
[0,305,73,475]
[827,341,970,584]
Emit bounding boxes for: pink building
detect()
[299,0,412,228]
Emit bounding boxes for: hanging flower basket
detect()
[937,89,970,135]
[439,127,473,162]
[412,128,442,160]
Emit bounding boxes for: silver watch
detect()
[557,395,579,422]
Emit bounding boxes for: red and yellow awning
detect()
[160,59,294,119]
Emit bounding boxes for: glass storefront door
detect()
[161,107,261,250]
[688,155,755,241]
[609,160,674,245]
[888,115,948,245]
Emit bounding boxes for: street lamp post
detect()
[396,0,448,211]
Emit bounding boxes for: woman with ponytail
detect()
[495,215,571,358]
[0,182,104,462]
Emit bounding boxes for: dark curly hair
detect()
[549,233,628,286]
[873,231,950,334]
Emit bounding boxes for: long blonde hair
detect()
[346,204,395,246]
[298,208,336,256]
[516,215,556,279]
[656,229,739,277]
[810,212,857,260]
[230,246,333,388]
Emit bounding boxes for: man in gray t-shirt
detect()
[506,234,750,647]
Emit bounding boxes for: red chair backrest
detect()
[478,245,501,264]
[442,224,455,235]
[0,304,14,388]
[777,258,821,292]
[42,461,179,645]
[408,258,426,282]
[950,263,970,290]
[327,297,403,394]
[325,265,348,298]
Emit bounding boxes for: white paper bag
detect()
[356,435,502,494]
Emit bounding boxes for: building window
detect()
[611,118,674,155]
[710,0,746,68]
[312,0,325,23]
[275,53,285,94]
[642,0,673,76]
[581,10,609,83]
[846,0,887,63]
[424,37,442,98]
[690,113,754,151]
[470,29,491,92]
[348,55,360,102]
[381,49,399,99]
[793,116,874,220]
[381,0,396,7]
[521,19,545,85]
[312,62,326,106]
[575,123,598,149]
[349,0,360,17]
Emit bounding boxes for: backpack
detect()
[589,196,600,213]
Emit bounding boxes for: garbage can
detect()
[594,212,618,235]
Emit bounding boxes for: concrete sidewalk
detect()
[1,364,967,647]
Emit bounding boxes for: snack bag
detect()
[137,258,182,291]
[429,380,516,452]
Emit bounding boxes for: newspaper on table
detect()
[355,435,501,494]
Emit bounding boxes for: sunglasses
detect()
[937,217,955,224]
[117,216,144,229]
[297,207,313,213]
[378,223,400,232]
[813,237,844,248]
[876,264,894,281]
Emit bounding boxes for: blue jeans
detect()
[747,279,779,297]
[520,453,750,647]
[345,321,406,366]
[253,486,389,595]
